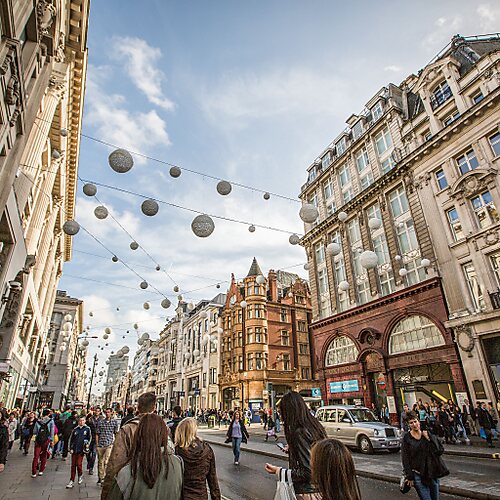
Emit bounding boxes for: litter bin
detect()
[208,415,216,428]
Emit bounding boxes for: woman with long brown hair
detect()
[107,413,183,500]
[224,409,249,465]
[311,438,361,500]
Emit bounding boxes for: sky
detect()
[58,0,500,395]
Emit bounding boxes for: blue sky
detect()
[59,0,498,391]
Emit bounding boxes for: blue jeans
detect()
[86,442,96,471]
[414,473,439,500]
[232,437,242,462]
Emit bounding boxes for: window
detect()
[489,132,500,157]
[355,148,369,173]
[282,353,291,371]
[255,304,265,319]
[342,187,354,203]
[301,367,311,379]
[371,101,383,121]
[446,207,464,241]
[246,328,253,344]
[202,373,207,388]
[209,368,217,384]
[471,91,484,104]
[463,263,486,311]
[280,309,287,322]
[431,81,452,109]
[322,153,332,169]
[247,305,253,319]
[299,343,309,354]
[388,186,409,218]
[336,137,347,156]
[352,121,364,140]
[442,109,460,126]
[297,320,306,332]
[471,190,499,229]
[389,315,444,354]
[281,330,290,346]
[422,130,432,142]
[360,171,374,190]
[325,336,358,366]
[338,164,350,187]
[255,353,264,370]
[489,252,500,287]
[307,169,317,183]
[456,149,479,175]
[315,242,325,265]
[435,169,448,190]
[255,327,265,343]
[323,179,336,215]
[374,127,392,156]
[247,353,254,370]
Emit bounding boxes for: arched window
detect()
[325,336,358,366]
[389,315,444,355]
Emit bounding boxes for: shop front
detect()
[482,334,500,399]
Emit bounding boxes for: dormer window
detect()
[336,137,347,156]
[371,101,383,121]
[352,121,364,140]
[431,80,453,110]
[321,153,332,169]
[307,169,317,183]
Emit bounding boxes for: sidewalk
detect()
[0,446,101,499]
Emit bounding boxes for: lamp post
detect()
[86,353,98,410]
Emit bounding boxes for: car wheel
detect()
[358,435,373,454]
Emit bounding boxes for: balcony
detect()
[430,86,453,110]
[489,290,500,309]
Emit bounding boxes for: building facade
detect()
[219,259,315,414]
[0,0,89,407]
[104,352,129,408]
[300,34,500,419]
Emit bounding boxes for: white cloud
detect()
[111,37,174,111]
[477,4,500,31]
[384,65,402,72]
[422,15,463,51]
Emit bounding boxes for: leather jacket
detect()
[286,427,316,494]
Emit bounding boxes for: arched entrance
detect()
[360,350,388,411]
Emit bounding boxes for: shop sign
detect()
[386,396,397,414]
[330,379,359,393]
[455,392,467,408]
[311,387,321,397]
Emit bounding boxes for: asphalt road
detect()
[210,442,468,500]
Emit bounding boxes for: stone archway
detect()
[359,350,388,413]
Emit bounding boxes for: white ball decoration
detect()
[397,222,405,229]
[105,327,112,335]
[177,294,183,301]
[338,211,348,222]
[200,311,208,319]
[83,183,97,196]
[187,302,194,311]
[368,218,382,230]
[161,298,171,309]
[63,322,72,331]
[60,128,68,137]
[191,214,215,238]
[304,263,310,271]
[141,332,150,341]
[289,234,300,245]
[169,166,181,178]
[64,314,72,322]
[249,225,256,233]
[399,268,408,277]
[103,334,109,340]
[133,323,139,330]
[240,300,247,308]
[338,280,350,292]
[137,338,144,346]
[108,148,134,173]
[263,192,270,200]
[141,199,159,216]
[216,180,232,195]
[203,334,210,345]
[122,346,130,354]
[59,345,66,351]
[112,255,119,263]
[326,242,341,256]
[94,206,109,220]
[421,258,431,267]
[89,312,94,317]
[173,285,179,293]
[140,281,148,290]
[360,251,379,270]
[130,241,139,250]
[217,327,224,334]
[193,349,200,358]
[184,352,190,360]
[82,339,89,347]
[52,149,61,159]
[395,255,402,262]
[256,275,266,285]
[98,371,104,377]
[63,220,80,236]
[143,302,151,310]
[299,203,319,223]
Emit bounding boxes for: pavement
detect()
[200,425,500,500]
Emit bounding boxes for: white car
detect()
[315,405,401,454]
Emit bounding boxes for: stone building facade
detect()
[219,259,315,414]
[0,0,88,407]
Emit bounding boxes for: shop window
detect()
[389,315,445,354]
[470,190,499,229]
[325,336,359,366]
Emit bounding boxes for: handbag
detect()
[53,434,59,446]
[274,468,297,500]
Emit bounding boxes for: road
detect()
[210,442,468,500]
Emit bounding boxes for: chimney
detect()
[268,269,278,302]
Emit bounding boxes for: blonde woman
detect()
[175,417,221,500]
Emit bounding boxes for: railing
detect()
[430,86,453,110]
[489,290,500,309]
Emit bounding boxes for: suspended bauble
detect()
[63,322,72,331]
[394,255,402,262]
[217,327,224,335]
[240,300,247,308]
[143,302,150,310]
[161,298,171,309]
[216,283,221,289]
[112,255,118,263]
[399,268,408,277]
[289,234,300,245]
[187,303,194,311]
[59,345,66,351]
[326,242,341,256]
[81,339,89,347]
[421,258,431,267]
[173,285,179,293]
[360,251,379,270]
[117,350,124,358]
[105,327,112,335]
[263,192,270,200]
[304,263,310,271]
[89,312,94,317]
[98,371,104,377]
[94,206,109,220]
[256,275,266,285]
[63,220,80,236]
[133,323,139,330]
[130,241,139,250]
[338,211,348,222]
[83,183,97,197]
[177,294,183,301]
[60,128,68,137]
[169,166,181,178]
[156,265,161,271]
[103,334,109,340]
[216,180,232,195]
[64,314,72,322]
[203,334,210,345]
[368,218,382,230]
[140,281,148,290]
[52,149,61,160]
[299,204,319,223]
[249,225,256,233]
[141,199,159,216]
[193,349,200,358]
[122,346,130,354]
[191,214,215,238]
[108,148,134,173]
[338,280,350,292]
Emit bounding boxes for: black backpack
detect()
[36,420,50,444]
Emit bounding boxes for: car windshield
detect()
[349,408,378,422]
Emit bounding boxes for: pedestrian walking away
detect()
[66,416,92,488]
[86,408,100,475]
[0,410,9,473]
[31,409,55,478]
[7,412,17,451]
[167,405,184,444]
[175,417,221,500]
[95,407,119,485]
[225,409,249,465]
[62,411,78,460]
[106,413,183,500]
[20,412,36,455]
[120,406,135,428]
[476,402,495,447]
[401,411,449,500]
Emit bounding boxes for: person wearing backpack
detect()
[32,409,55,478]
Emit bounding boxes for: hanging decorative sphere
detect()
[216,283,221,289]
[137,338,144,346]
[94,206,109,220]
[368,218,382,230]
[108,148,134,173]
[63,220,80,236]
[173,285,179,293]
[326,242,341,256]
[130,241,139,250]
[338,280,350,292]
[103,334,109,340]
[356,247,363,254]
[338,211,348,222]
[111,255,118,263]
[203,334,210,345]
[52,149,61,159]
[156,265,161,271]
[184,352,190,360]
[133,323,139,330]
[249,225,256,233]
[117,350,124,358]
[105,327,112,335]
[177,294,183,301]
[59,345,66,351]
[193,349,200,358]
[106,360,110,365]
[160,298,171,309]
[169,166,181,178]
[82,339,89,347]
[191,214,215,238]
[62,322,72,331]
[98,371,104,377]
[140,281,148,289]
[83,183,97,197]
[395,255,402,262]
[304,263,310,271]
[360,251,379,270]
[122,346,130,354]
[60,128,68,137]
[289,234,300,245]
[299,204,319,223]
[263,192,270,200]
[64,314,72,322]
[116,307,120,311]
[256,275,266,285]
[89,311,93,317]
[216,180,232,195]
[187,303,194,311]
[399,268,408,277]
[141,199,159,216]
[217,327,224,334]
[200,310,208,319]
[143,302,150,310]
[421,258,431,267]
[240,300,247,308]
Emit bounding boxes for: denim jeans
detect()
[414,473,439,500]
[86,442,96,471]
[232,437,242,462]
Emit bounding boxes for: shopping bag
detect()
[53,434,59,446]
[274,468,297,500]
[479,427,487,440]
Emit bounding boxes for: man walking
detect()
[95,408,119,486]
[62,411,78,460]
[400,403,410,433]
[120,406,135,427]
[462,399,478,436]
[477,402,495,447]
[66,416,92,488]
[86,407,101,475]
[31,409,54,478]
[167,405,183,443]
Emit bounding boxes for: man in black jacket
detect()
[62,411,78,460]
[167,406,183,442]
[477,402,495,447]
[462,399,477,436]
[120,407,135,427]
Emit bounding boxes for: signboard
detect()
[194,389,200,395]
[386,396,397,414]
[329,380,359,393]
[177,391,185,397]
[311,387,321,398]
[455,392,468,408]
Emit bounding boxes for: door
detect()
[336,409,355,445]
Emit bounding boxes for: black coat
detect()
[477,408,494,429]
[225,419,249,444]
[285,427,318,494]
[0,425,8,465]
